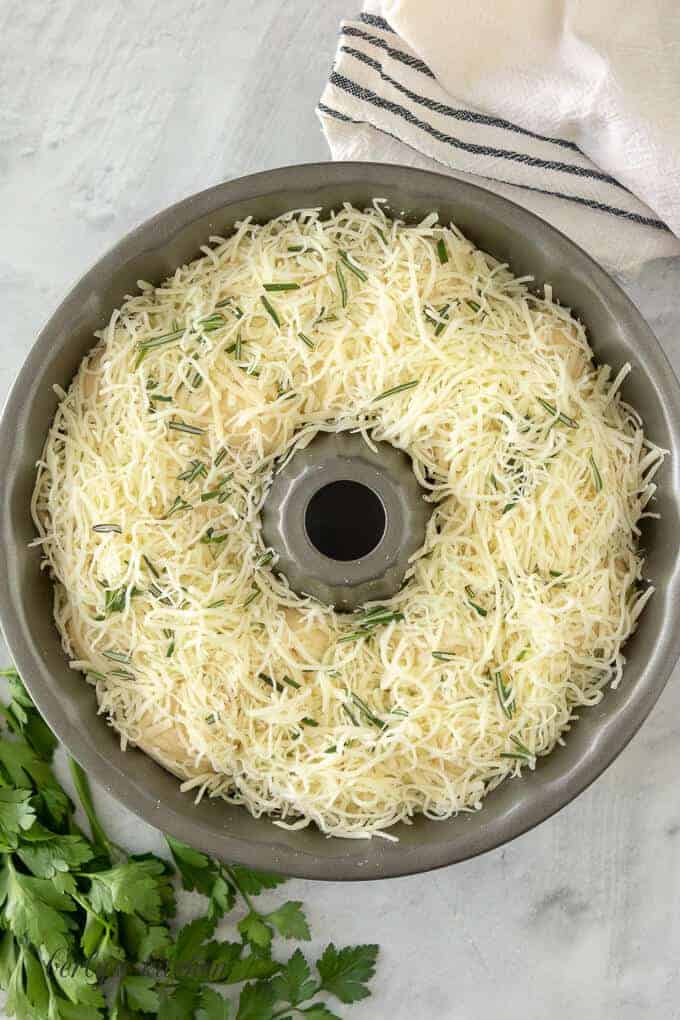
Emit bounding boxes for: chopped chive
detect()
[312,306,326,326]
[436,238,449,264]
[298,331,315,350]
[335,262,348,307]
[339,250,367,282]
[502,501,518,514]
[466,299,481,313]
[149,393,173,402]
[282,675,301,690]
[245,363,261,377]
[92,524,122,534]
[301,717,318,727]
[234,331,243,360]
[207,599,225,609]
[390,708,409,718]
[243,587,261,608]
[500,752,529,762]
[256,551,274,567]
[372,379,419,402]
[141,554,160,578]
[214,447,228,468]
[163,496,193,519]
[495,671,515,719]
[490,473,498,491]
[263,282,300,292]
[324,745,337,754]
[205,713,216,724]
[166,637,175,657]
[168,419,205,436]
[260,294,281,327]
[516,646,530,662]
[374,226,387,244]
[85,670,106,681]
[432,651,456,661]
[102,585,141,616]
[589,452,603,492]
[102,650,131,664]
[537,398,578,428]
[108,669,135,680]
[287,245,304,252]
[549,570,563,578]
[177,460,208,483]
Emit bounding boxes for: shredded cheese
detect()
[31,203,665,838]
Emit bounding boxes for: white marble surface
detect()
[2,3,680,1018]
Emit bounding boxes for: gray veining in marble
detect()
[1,3,679,1017]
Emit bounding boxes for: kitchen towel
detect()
[317,1,680,272]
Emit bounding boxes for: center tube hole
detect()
[305,480,386,561]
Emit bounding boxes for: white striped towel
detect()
[317,2,680,273]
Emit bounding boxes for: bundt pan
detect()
[1,163,679,880]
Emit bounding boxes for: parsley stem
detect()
[68,756,114,864]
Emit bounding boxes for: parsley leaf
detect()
[272,948,316,1005]
[236,980,276,1020]
[118,973,160,1013]
[316,943,379,1003]
[0,789,35,851]
[197,986,231,1020]
[266,901,311,941]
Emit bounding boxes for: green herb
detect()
[134,327,184,367]
[215,298,244,320]
[200,474,233,503]
[0,670,380,1019]
[589,451,603,492]
[102,650,131,664]
[142,553,161,578]
[213,447,228,468]
[263,282,300,292]
[336,262,348,307]
[374,225,388,243]
[92,523,122,534]
[516,646,530,662]
[163,628,175,658]
[390,707,409,718]
[177,459,208,483]
[436,238,449,264]
[256,551,274,567]
[466,299,481,313]
[282,675,301,690]
[372,379,419,402]
[103,584,141,616]
[200,527,228,545]
[549,570,563,578]
[465,585,488,618]
[537,398,579,429]
[342,703,359,727]
[494,671,515,719]
[198,313,226,333]
[260,294,281,327]
[324,745,338,754]
[301,717,319,728]
[168,419,205,436]
[490,473,498,491]
[298,331,315,349]
[149,392,173,402]
[243,587,261,608]
[434,302,450,337]
[501,734,535,762]
[287,245,305,252]
[163,496,193,519]
[349,693,386,731]
[207,599,226,609]
[339,250,368,282]
[432,651,456,661]
[337,607,404,643]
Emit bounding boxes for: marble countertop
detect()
[1,3,679,1017]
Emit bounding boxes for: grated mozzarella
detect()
[31,203,665,837]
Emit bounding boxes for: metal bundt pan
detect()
[0,163,679,880]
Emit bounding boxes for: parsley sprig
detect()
[0,667,380,1020]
